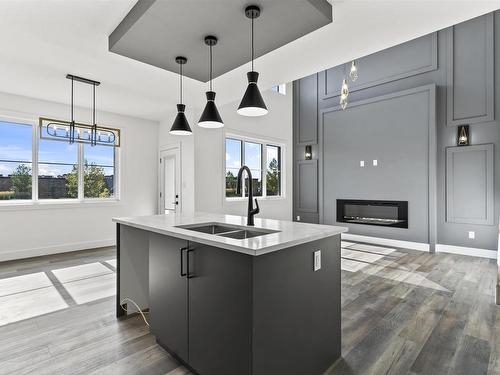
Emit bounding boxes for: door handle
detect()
[187,249,195,279]
[180,247,188,276]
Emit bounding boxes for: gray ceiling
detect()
[109,0,332,82]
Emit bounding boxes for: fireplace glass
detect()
[336,199,408,228]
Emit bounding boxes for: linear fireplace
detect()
[337,199,408,228]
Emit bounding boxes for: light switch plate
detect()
[468,231,475,239]
[360,160,365,167]
[373,159,378,166]
[314,250,321,271]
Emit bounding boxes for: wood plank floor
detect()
[0,242,498,375]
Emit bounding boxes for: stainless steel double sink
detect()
[176,222,279,239]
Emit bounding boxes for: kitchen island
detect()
[113,212,347,375]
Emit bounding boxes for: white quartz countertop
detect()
[113,212,348,256]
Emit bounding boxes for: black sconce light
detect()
[457,125,469,146]
[305,145,312,160]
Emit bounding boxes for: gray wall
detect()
[293,12,500,251]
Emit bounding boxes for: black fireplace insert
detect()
[336,199,408,228]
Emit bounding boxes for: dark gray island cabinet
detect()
[114,213,347,375]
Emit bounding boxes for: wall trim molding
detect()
[296,159,318,213]
[0,239,116,262]
[320,32,438,100]
[435,244,496,259]
[342,233,430,252]
[445,144,494,225]
[446,13,494,126]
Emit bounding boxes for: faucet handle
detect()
[252,198,260,215]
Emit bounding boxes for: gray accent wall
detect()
[319,85,436,246]
[293,12,500,251]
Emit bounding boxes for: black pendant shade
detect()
[237,71,268,116]
[170,56,192,135]
[198,36,224,128]
[170,104,192,135]
[198,91,224,128]
[238,5,268,117]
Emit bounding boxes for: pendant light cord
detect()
[251,15,254,71]
[209,44,213,92]
[70,76,74,143]
[180,62,183,104]
[93,83,96,125]
[92,83,97,146]
[71,77,74,123]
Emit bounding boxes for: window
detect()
[266,145,281,196]
[271,84,286,95]
[225,136,282,199]
[0,121,32,200]
[0,119,118,204]
[83,144,115,198]
[225,138,241,198]
[244,141,262,197]
[38,135,78,199]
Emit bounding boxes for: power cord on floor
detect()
[120,297,150,327]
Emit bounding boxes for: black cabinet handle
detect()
[187,249,195,279]
[180,247,188,276]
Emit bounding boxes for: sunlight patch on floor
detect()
[60,273,116,304]
[52,262,112,283]
[340,243,449,292]
[105,259,117,268]
[0,272,53,297]
[0,273,67,326]
[0,259,118,326]
[348,243,398,255]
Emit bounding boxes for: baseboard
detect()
[341,233,430,252]
[342,233,497,259]
[0,239,116,262]
[435,244,496,259]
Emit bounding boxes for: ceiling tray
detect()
[109,0,332,82]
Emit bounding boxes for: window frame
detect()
[223,132,285,202]
[0,114,120,208]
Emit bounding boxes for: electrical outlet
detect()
[360,160,365,167]
[468,231,475,240]
[314,250,321,271]
[373,159,378,166]
[296,215,301,221]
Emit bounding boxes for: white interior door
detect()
[159,147,181,214]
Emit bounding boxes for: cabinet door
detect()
[188,243,253,375]
[149,233,188,361]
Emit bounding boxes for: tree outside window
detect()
[10,164,32,199]
[65,161,111,198]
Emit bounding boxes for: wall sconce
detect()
[305,145,312,160]
[457,125,469,146]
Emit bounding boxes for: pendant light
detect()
[339,79,349,110]
[198,36,224,128]
[349,60,358,82]
[237,5,268,117]
[170,56,192,135]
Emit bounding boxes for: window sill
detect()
[225,196,286,203]
[0,199,121,211]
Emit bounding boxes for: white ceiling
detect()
[0,0,499,122]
